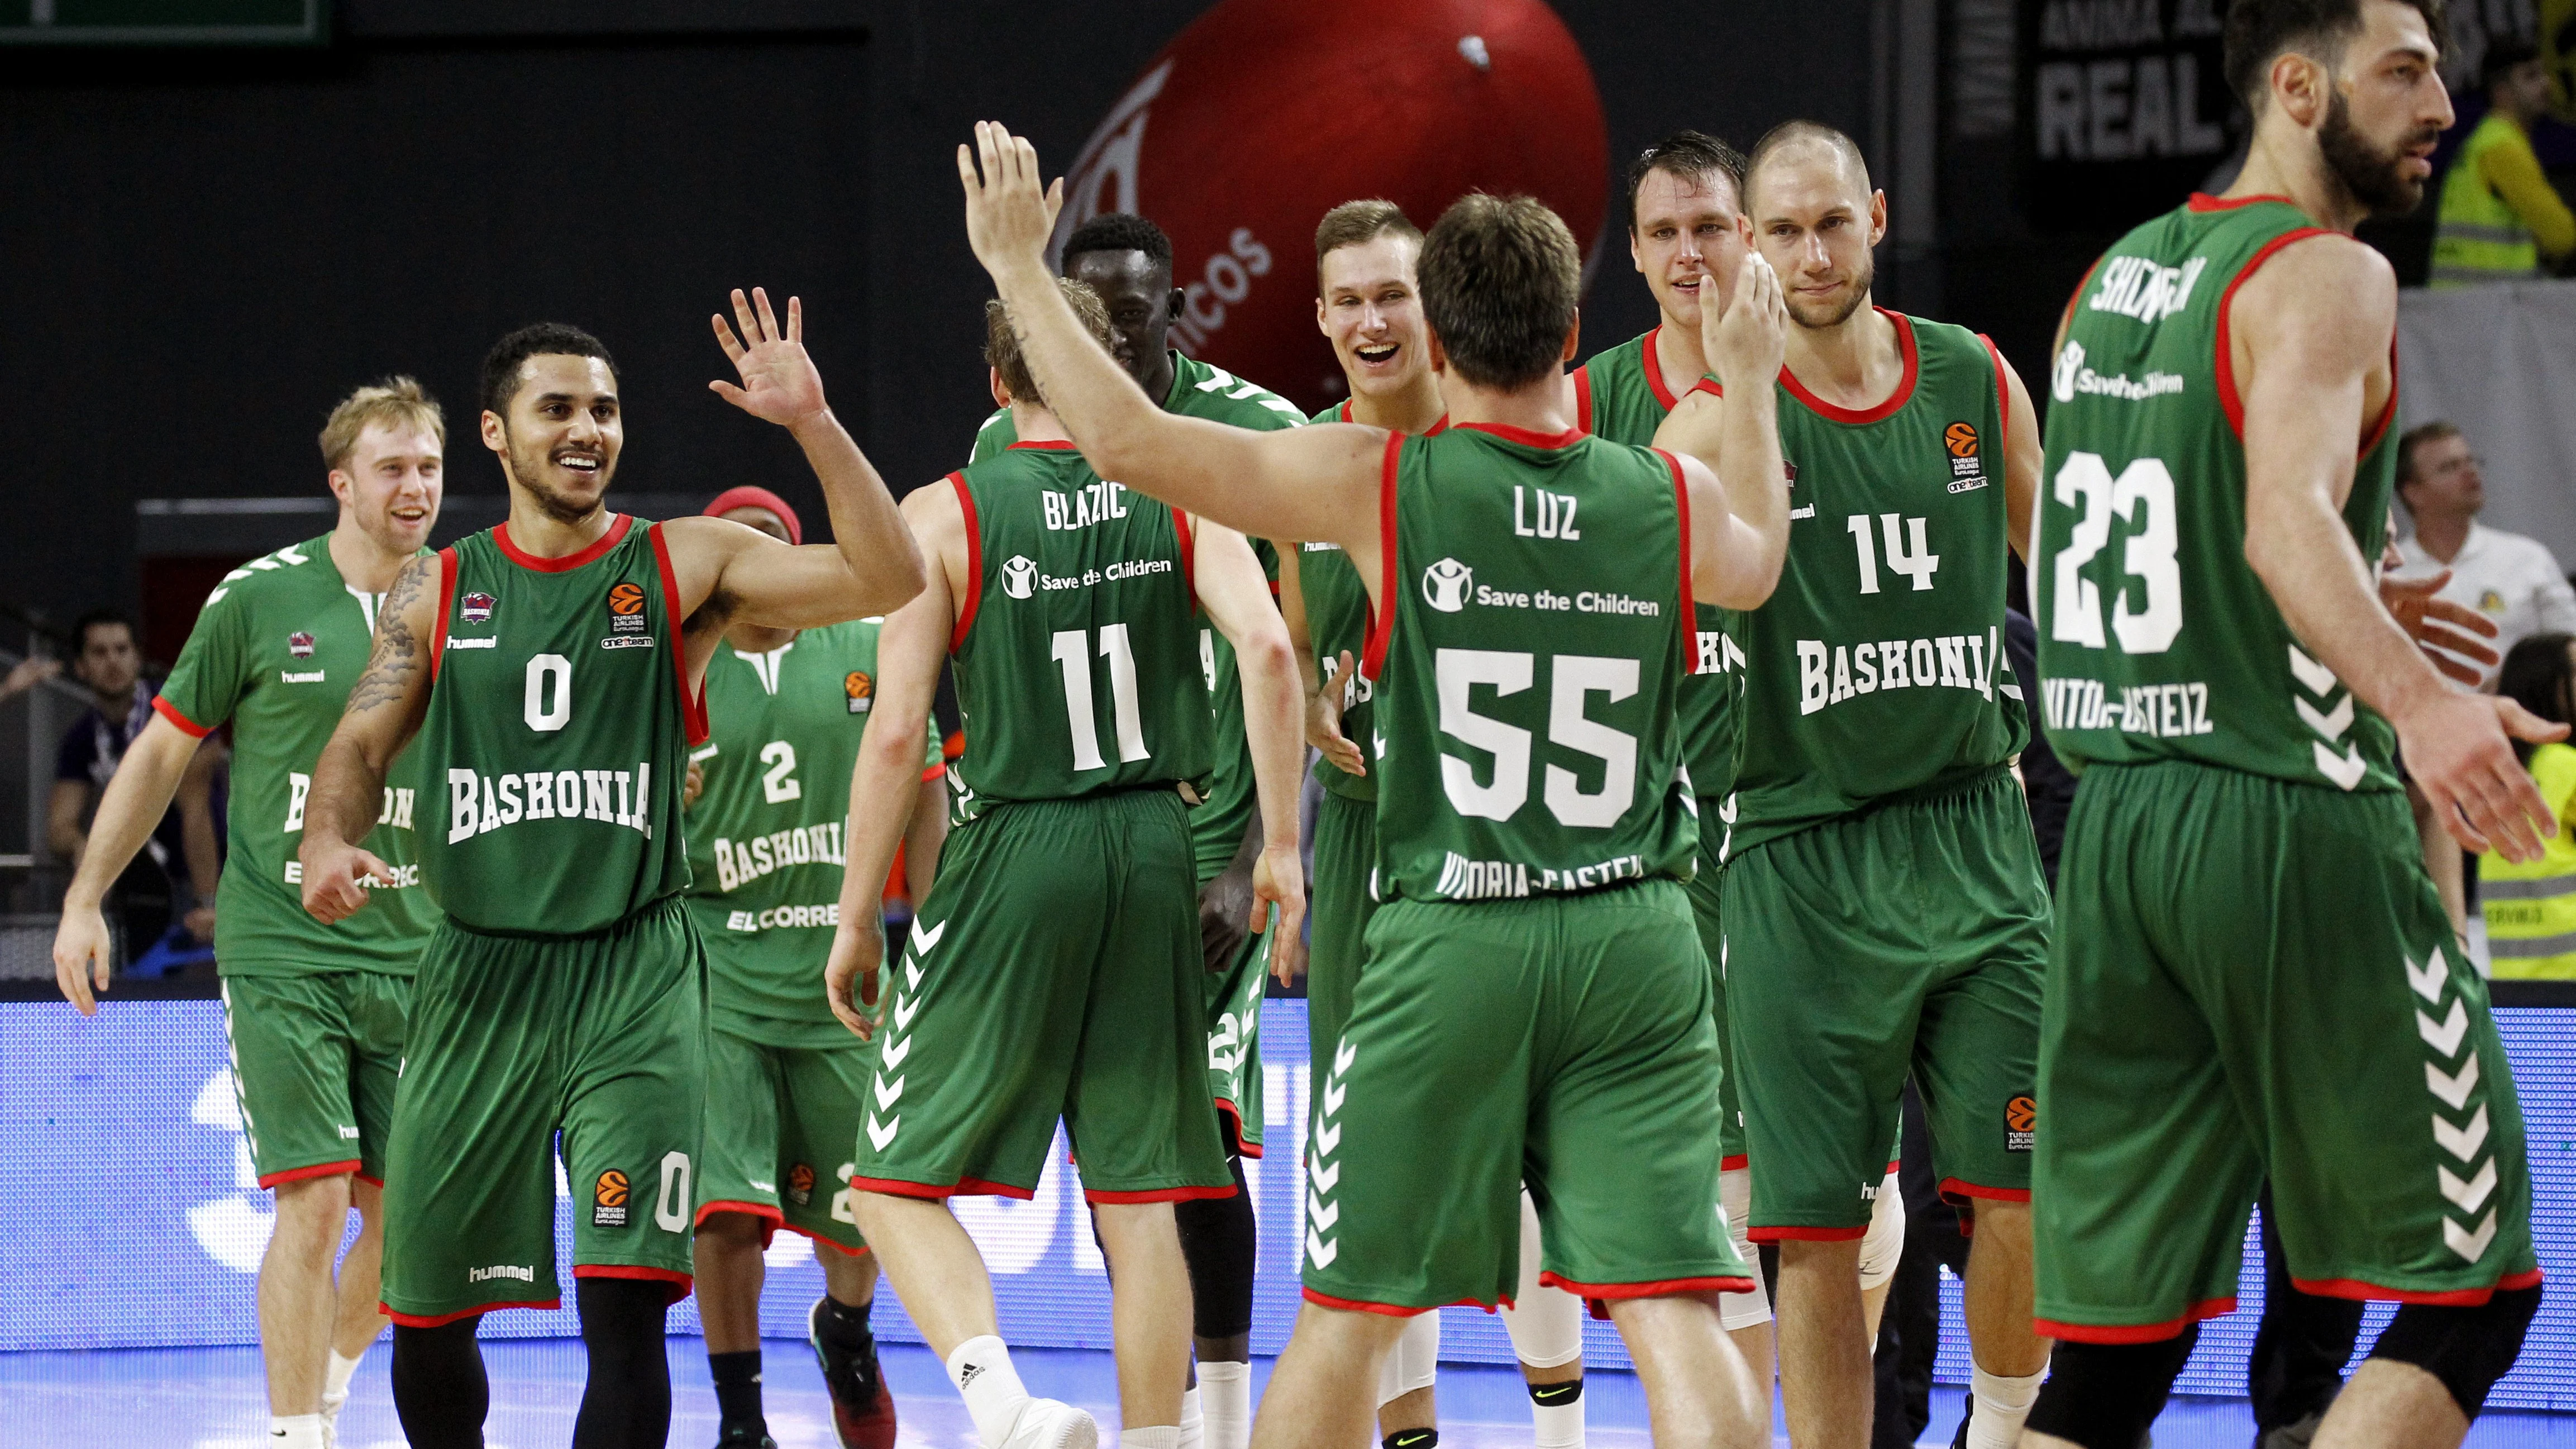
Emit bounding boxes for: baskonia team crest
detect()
[845,670,874,714]
[287,631,314,659]
[593,1169,631,1227]
[602,581,653,649]
[786,1162,816,1207]
[461,592,497,625]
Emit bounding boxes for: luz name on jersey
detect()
[2040,675,2215,737]
[446,763,658,843]
[1795,627,2005,717]
[1432,849,1650,900]
[712,822,846,893]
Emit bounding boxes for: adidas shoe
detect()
[809,1296,898,1449]
[1000,1398,1099,1449]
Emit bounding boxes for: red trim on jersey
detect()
[780,1223,872,1259]
[848,1172,1036,1202]
[574,1263,693,1305]
[1085,1183,1240,1204]
[2215,226,2336,439]
[257,1158,362,1189]
[695,1200,784,1228]
[1938,1178,2030,1204]
[1540,1270,1759,1302]
[1359,432,1403,683]
[1687,377,1725,401]
[1721,1152,1749,1171]
[1172,508,1199,616]
[1456,420,1583,449]
[2038,1298,2237,1343]
[1573,365,1594,434]
[2189,192,2295,212]
[1335,399,1353,423]
[1781,310,1919,425]
[1005,439,1079,450]
[1979,332,2010,442]
[2292,1269,2544,1306]
[431,547,457,683]
[1749,1224,1869,1243]
[947,472,982,654]
[384,1297,559,1328]
[920,761,948,783]
[1424,414,1452,436]
[151,695,213,739]
[496,512,632,572]
[648,522,710,747]
[356,1173,384,1189]
[1657,447,1699,673]
[2362,340,2400,454]
[1301,1287,1501,1318]
[1214,1099,1264,1159]
[1642,327,1682,411]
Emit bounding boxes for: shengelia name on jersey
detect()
[445,763,658,843]
[1795,626,2006,717]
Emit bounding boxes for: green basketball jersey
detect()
[420,515,702,935]
[683,618,942,1046]
[1578,328,1744,803]
[975,354,1302,880]
[153,533,436,976]
[2035,195,2402,794]
[1301,400,1453,805]
[947,442,1213,817]
[1366,424,1700,900]
[1726,312,2026,854]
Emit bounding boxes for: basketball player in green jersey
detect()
[1714,124,2052,1449]
[960,121,1793,1449]
[297,292,924,1449]
[969,211,1304,1448]
[819,281,1304,1449]
[53,380,445,1449]
[681,485,948,1449]
[1282,198,1595,1449]
[2023,3,2555,1443]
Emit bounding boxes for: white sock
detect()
[1966,1365,2045,1449]
[1199,1359,1253,1449]
[1125,1428,1180,1449]
[1532,1385,1585,1449]
[267,1415,326,1449]
[947,1334,1033,1447]
[1177,1385,1205,1449]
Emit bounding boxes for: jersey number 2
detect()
[2049,451,2182,653]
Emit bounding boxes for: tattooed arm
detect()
[299,552,438,923]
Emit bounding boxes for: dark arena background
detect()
[3,1,2575,1445]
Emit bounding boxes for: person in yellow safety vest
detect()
[2432,39,2575,284]
[2484,631,2576,976]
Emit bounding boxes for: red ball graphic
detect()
[1051,0,1609,412]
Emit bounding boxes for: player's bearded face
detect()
[2318,84,2444,218]
[488,355,622,525]
[1779,235,1873,330]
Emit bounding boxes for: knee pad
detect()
[1378,1307,1441,1405]
[2368,1281,2541,1421]
[1500,1189,1586,1369]
[2024,1329,2199,1449]
[1858,1170,1905,1293]
[1173,1156,1257,1341]
[1715,1166,1773,1331]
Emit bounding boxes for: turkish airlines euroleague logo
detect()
[594,1169,631,1227]
[2005,1095,2036,1152]
[1943,421,1990,492]
[845,671,874,715]
[604,580,651,645]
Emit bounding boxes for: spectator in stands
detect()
[2481,632,2576,978]
[47,608,220,947]
[2393,421,2576,688]
[2,655,60,701]
[2432,39,2575,284]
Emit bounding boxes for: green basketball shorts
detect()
[220,971,409,1187]
[697,1023,871,1257]
[2036,761,2540,1341]
[1305,788,1378,1133]
[1205,912,1270,1156]
[379,897,707,1327]
[851,789,1234,1203]
[1722,766,2048,1238]
[1303,880,1751,1313]
[1685,796,1747,1169]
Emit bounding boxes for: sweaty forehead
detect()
[1066,249,1169,299]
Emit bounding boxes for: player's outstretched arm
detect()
[51,715,216,1014]
[673,287,927,640]
[825,485,958,1040]
[1658,252,1792,609]
[299,552,437,923]
[2236,235,2565,859]
[957,122,1384,563]
[1196,519,1308,984]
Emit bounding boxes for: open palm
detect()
[710,286,827,427]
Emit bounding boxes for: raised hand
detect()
[957,120,1064,284]
[709,287,827,428]
[1709,251,1788,390]
[1308,650,1368,777]
[2380,569,2502,685]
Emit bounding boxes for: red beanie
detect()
[703,485,803,546]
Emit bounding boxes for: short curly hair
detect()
[1063,212,1175,278]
